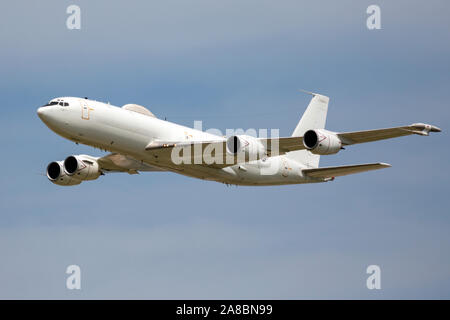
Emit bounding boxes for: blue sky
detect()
[0,0,449,298]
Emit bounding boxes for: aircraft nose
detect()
[37,107,48,121]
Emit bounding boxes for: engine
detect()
[46,161,81,186]
[226,135,267,161]
[63,155,101,180]
[303,129,342,155]
[46,155,101,186]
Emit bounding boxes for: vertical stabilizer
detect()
[287,93,329,168]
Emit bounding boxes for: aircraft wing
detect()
[302,162,391,179]
[144,136,306,168]
[142,123,441,169]
[262,136,305,153]
[337,123,441,146]
[97,153,166,174]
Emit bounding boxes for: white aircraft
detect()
[37,93,440,186]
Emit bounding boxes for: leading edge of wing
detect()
[144,137,306,168]
[337,123,441,145]
[144,137,305,154]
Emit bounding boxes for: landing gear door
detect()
[81,99,90,120]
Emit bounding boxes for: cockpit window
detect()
[43,100,69,107]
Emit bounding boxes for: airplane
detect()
[37,92,441,186]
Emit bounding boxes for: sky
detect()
[0,0,449,299]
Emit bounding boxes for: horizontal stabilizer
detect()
[302,162,391,179]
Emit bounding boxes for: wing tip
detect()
[410,123,442,134]
[379,162,392,168]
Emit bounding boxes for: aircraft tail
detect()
[286,92,329,168]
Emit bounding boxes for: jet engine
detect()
[303,129,342,155]
[226,135,267,161]
[46,161,82,186]
[63,155,101,180]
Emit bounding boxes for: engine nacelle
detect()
[226,135,267,161]
[46,161,82,186]
[303,129,342,155]
[63,155,101,181]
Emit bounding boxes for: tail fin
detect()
[286,92,329,168]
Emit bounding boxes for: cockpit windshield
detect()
[43,100,69,107]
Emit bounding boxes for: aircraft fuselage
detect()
[37,97,318,186]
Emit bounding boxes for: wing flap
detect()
[302,162,391,178]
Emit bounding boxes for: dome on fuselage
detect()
[121,104,156,118]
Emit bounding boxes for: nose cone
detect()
[37,107,45,118]
[37,107,50,123]
[37,105,65,132]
